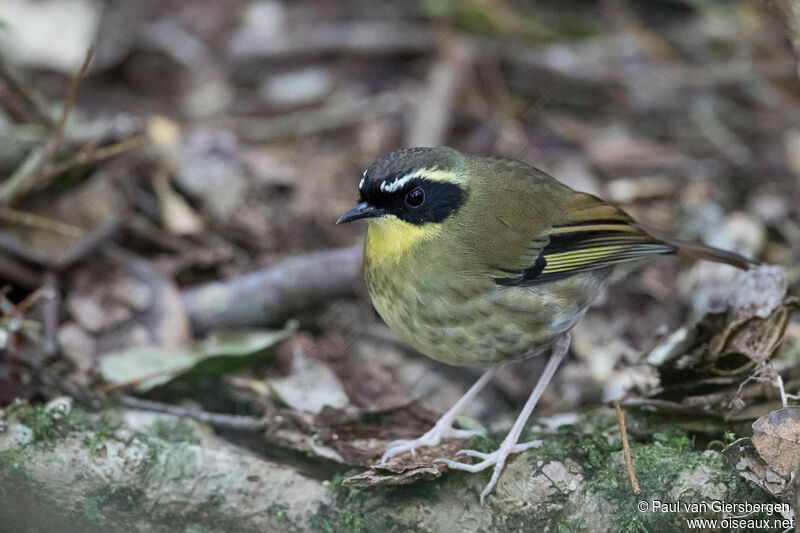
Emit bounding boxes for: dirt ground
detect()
[1,1,800,531]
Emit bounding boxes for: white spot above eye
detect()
[358,177,365,190]
[380,173,415,193]
[376,166,446,193]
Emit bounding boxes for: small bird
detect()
[337,147,753,502]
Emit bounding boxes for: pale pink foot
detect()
[379,367,498,465]
[434,333,571,503]
[380,422,485,465]
[434,439,543,503]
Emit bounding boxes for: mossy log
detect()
[0,405,777,532]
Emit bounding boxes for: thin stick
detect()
[0,207,84,238]
[615,400,640,495]
[48,134,144,176]
[13,288,54,317]
[0,254,41,288]
[0,52,54,126]
[118,395,269,431]
[43,47,94,172]
[40,271,59,357]
[8,346,101,408]
[101,362,196,393]
[776,373,788,408]
[0,48,93,205]
[0,147,46,205]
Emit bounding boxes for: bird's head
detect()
[336,147,469,227]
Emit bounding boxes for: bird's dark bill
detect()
[336,202,386,224]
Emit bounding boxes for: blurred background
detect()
[1,0,800,529]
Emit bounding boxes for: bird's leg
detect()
[380,366,498,465]
[435,333,571,504]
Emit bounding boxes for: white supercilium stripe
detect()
[380,173,415,193]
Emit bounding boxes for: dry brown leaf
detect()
[342,464,444,489]
[66,248,191,356]
[151,167,204,236]
[724,438,790,499]
[267,355,350,413]
[0,175,121,268]
[752,406,800,477]
[706,295,798,375]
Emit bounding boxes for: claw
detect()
[513,440,543,453]
[449,428,485,439]
[455,449,489,459]
[433,457,489,473]
[378,422,484,465]
[433,438,545,501]
[377,368,498,467]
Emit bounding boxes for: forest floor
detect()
[1,1,800,531]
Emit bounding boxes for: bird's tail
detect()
[658,235,757,270]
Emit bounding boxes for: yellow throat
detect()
[365,216,442,264]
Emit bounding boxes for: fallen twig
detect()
[0,52,54,126]
[229,20,435,59]
[691,95,753,167]
[30,48,93,192]
[405,24,472,147]
[769,0,800,77]
[7,346,100,408]
[47,134,144,176]
[183,245,362,331]
[0,207,84,238]
[118,395,269,431]
[40,271,59,357]
[615,400,641,495]
[0,254,41,288]
[0,148,46,205]
[239,92,403,142]
[125,213,217,264]
[0,48,93,205]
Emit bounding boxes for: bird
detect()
[336,146,754,503]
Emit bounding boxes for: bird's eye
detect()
[405,186,425,208]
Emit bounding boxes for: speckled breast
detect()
[363,249,602,368]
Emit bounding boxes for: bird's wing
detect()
[493,191,676,286]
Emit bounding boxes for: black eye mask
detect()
[362,176,467,225]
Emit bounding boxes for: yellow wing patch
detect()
[495,218,676,286]
[542,245,626,274]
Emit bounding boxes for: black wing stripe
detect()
[494,222,676,287]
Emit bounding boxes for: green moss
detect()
[140,439,200,484]
[467,430,504,454]
[83,481,233,532]
[5,402,125,449]
[314,407,779,532]
[12,404,64,442]
[506,408,777,532]
[147,419,201,444]
[316,470,434,533]
[86,485,146,516]
[267,503,287,519]
[82,429,115,452]
[556,518,588,533]
[311,505,367,533]
[0,407,288,532]
[0,447,29,474]
[330,468,361,498]
[419,0,601,43]
[379,476,443,504]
